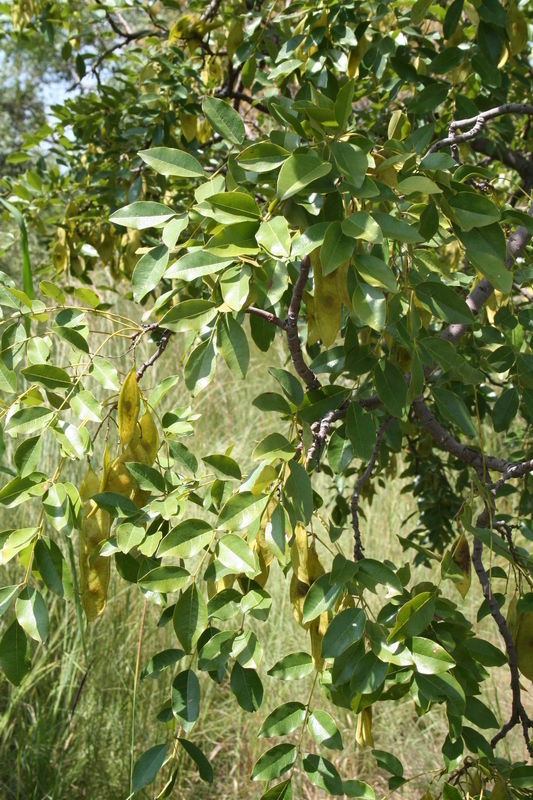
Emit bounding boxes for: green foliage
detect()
[0,0,533,797]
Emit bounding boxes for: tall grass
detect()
[0,318,529,799]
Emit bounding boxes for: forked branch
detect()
[428,104,533,154]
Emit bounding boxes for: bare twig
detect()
[285,255,321,392]
[351,416,393,561]
[428,104,533,154]
[307,406,348,468]
[201,0,223,22]
[472,508,533,756]
[245,306,286,330]
[136,329,172,381]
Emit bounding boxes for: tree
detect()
[1,0,533,796]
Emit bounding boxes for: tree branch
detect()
[245,306,286,330]
[351,416,393,561]
[285,255,321,392]
[428,104,533,154]
[136,329,172,382]
[472,510,533,756]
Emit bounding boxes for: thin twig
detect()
[136,329,172,381]
[245,306,286,330]
[472,510,533,756]
[351,416,393,561]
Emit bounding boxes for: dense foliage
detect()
[1,0,533,797]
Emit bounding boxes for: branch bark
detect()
[428,104,533,154]
[285,255,321,392]
[351,416,393,561]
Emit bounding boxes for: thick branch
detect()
[351,416,393,561]
[285,256,321,392]
[472,528,533,756]
[429,104,533,154]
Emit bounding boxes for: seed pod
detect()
[310,611,328,672]
[513,611,533,681]
[117,368,140,447]
[289,528,325,630]
[356,706,374,748]
[79,464,111,622]
[451,533,471,599]
[137,411,159,465]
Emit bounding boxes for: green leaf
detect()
[411,0,433,24]
[14,435,42,478]
[307,710,343,750]
[415,282,474,325]
[334,78,355,130]
[158,519,212,559]
[217,492,269,532]
[132,743,168,793]
[267,651,314,680]
[138,566,189,593]
[230,661,263,711]
[354,255,397,294]
[110,201,175,230]
[256,217,291,259]
[330,141,367,188]
[124,462,165,494]
[448,193,500,231]
[346,403,376,462]
[204,221,260,257]
[173,584,207,653]
[388,592,436,642]
[292,222,330,257]
[431,387,476,437]
[371,212,424,244]
[321,608,366,659]
[410,637,455,675]
[350,650,388,694]
[70,390,102,423]
[238,142,290,173]
[6,407,55,436]
[184,339,217,397]
[259,779,292,800]
[166,250,234,281]
[252,433,294,462]
[492,387,519,432]
[320,222,355,276]
[285,460,313,525]
[197,192,260,225]
[442,783,462,800]
[342,211,383,243]
[93,491,139,519]
[216,533,258,577]
[141,648,185,680]
[0,620,31,685]
[374,360,408,418]
[21,364,71,390]
[0,585,19,616]
[509,766,533,789]
[302,573,342,624]
[303,754,343,796]
[258,702,306,738]
[202,97,245,145]
[132,244,169,302]
[43,483,73,532]
[15,586,49,643]
[397,176,441,195]
[251,744,296,782]
[277,152,332,201]
[464,696,499,729]
[172,669,200,732]
[138,147,204,178]
[160,299,217,332]
[217,314,249,380]
[269,367,304,406]
[220,265,251,310]
[0,527,39,564]
[352,283,386,331]
[178,738,213,783]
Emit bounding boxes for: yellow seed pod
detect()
[335,262,353,309]
[356,706,374,748]
[105,458,137,501]
[79,464,111,622]
[310,611,328,671]
[313,250,342,347]
[303,291,320,347]
[137,411,159,465]
[451,533,471,599]
[180,112,198,143]
[507,593,519,640]
[308,542,325,583]
[226,21,243,60]
[507,1,528,55]
[514,611,533,681]
[118,369,140,447]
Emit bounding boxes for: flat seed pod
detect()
[451,533,471,599]
[137,411,159,464]
[79,464,111,622]
[118,368,140,447]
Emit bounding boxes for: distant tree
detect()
[1,1,533,797]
